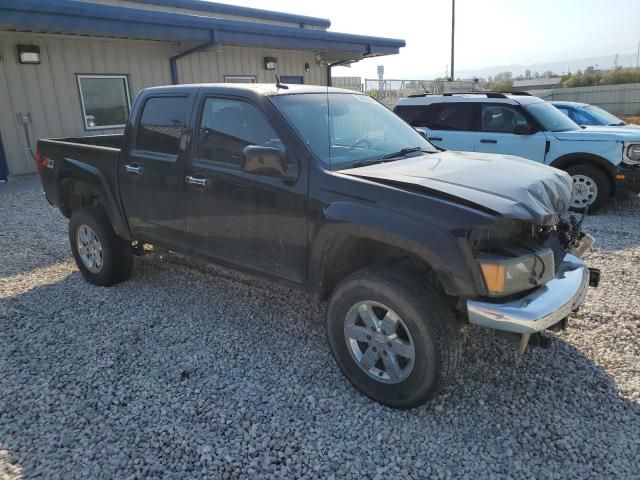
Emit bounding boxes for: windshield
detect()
[270,93,437,169]
[584,105,624,126]
[525,102,581,132]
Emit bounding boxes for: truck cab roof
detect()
[140,83,360,97]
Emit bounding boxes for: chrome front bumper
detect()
[467,254,589,334]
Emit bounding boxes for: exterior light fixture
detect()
[17,45,40,64]
[304,62,310,72]
[264,57,277,70]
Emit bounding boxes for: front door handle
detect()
[480,139,498,144]
[429,137,443,141]
[125,163,143,175]
[186,175,210,188]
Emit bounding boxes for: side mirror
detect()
[414,127,428,139]
[241,145,287,177]
[513,124,534,135]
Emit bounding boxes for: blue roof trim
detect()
[130,0,331,28]
[0,0,405,56]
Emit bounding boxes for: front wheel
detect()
[566,164,611,213]
[326,266,462,409]
[69,206,133,286]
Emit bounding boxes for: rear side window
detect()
[394,105,435,127]
[135,96,188,156]
[395,103,473,131]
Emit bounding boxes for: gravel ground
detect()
[1,187,639,479]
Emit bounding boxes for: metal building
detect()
[0,0,405,179]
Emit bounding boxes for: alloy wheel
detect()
[344,300,416,384]
[76,224,104,273]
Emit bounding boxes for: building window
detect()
[224,75,257,83]
[77,74,131,130]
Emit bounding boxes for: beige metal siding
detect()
[0,32,173,176]
[0,32,327,176]
[176,46,327,86]
[78,0,326,29]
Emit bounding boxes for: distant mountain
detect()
[416,53,638,80]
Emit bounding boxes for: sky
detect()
[222,0,640,79]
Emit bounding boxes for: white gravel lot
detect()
[1,186,639,479]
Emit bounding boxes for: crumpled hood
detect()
[338,151,573,226]
[553,127,640,141]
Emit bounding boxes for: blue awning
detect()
[130,0,332,29]
[0,0,405,60]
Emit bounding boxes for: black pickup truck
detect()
[37,84,598,408]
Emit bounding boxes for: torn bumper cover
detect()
[466,254,590,334]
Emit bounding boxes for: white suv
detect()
[394,92,640,211]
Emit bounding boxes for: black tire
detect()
[325,265,462,409]
[566,164,611,213]
[69,206,133,286]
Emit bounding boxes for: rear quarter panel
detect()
[38,139,129,238]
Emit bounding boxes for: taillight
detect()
[34,149,47,177]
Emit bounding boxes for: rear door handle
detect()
[125,163,143,175]
[186,175,210,188]
[429,137,443,141]
[480,139,498,144]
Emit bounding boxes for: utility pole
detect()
[450,0,455,82]
[637,40,640,69]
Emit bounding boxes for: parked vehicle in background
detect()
[394,93,640,211]
[551,101,640,128]
[37,84,598,409]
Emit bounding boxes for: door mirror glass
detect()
[513,124,534,135]
[241,145,287,177]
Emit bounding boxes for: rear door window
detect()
[395,103,473,131]
[394,105,435,127]
[429,103,474,130]
[135,96,188,157]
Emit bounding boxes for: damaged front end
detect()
[465,212,599,352]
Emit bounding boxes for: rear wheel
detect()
[566,164,610,212]
[326,266,462,409]
[69,206,133,286]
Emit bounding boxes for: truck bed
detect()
[36,134,125,226]
[44,133,124,150]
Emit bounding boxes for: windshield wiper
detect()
[381,146,425,159]
[349,147,431,169]
[609,122,626,126]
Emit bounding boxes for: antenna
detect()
[274,73,289,90]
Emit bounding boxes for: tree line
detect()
[487,66,640,90]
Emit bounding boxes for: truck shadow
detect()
[1,253,638,477]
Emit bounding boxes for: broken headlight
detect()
[476,247,555,297]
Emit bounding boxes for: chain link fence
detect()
[364,79,489,108]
